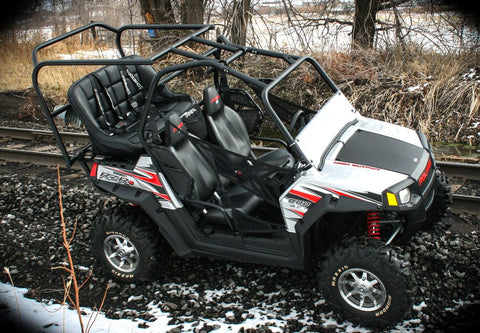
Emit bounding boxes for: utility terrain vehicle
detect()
[32,22,451,328]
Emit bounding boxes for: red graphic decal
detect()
[134,168,163,187]
[334,161,380,171]
[418,159,432,186]
[110,167,162,187]
[211,94,220,103]
[291,209,305,217]
[289,189,321,203]
[152,191,171,202]
[90,163,98,177]
[325,187,360,200]
[102,166,170,201]
[173,122,184,133]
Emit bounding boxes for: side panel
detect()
[90,157,308,269]
[280,168,383,233]
[91,156,183,210]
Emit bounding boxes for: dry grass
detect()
[0,42,34,92]
[317,47,480,145]
[0,39,112,103]
[0,40,478,144]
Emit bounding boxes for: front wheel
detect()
[318,241,416,328]
[423,169,452,230]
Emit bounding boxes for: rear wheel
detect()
[318,240,415,328]
[90,205,163,281]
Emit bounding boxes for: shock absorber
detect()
[367,212,381,239]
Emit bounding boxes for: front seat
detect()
[202,86,295,168]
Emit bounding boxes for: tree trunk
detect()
[230,0,251,46]
[139,0,175,24]
[180,0,204,24]
[352,0,380,49]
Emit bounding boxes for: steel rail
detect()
[0,126,89,145]
[1,127,479,173]
[434,161,480,181]
[0,147,84,170]
[449,194,480,214]
[0,127,478,213]
[1,126,479,173]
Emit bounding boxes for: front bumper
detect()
[396,166,442,241]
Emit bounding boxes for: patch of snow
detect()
[314,299,326,306]
[58,49,122,60]
[0,281,446,333]
[407,82,430,93]
[412,301,428,311]
[127,295,144,303]
[0,282,156,333]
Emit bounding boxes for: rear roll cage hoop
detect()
[31,21,339,173]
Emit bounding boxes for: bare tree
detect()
[229,0,252,45]
[139,0,176,24]
[352,0,409,49]
[180,0,205,24]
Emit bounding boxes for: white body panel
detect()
[281,92,425,233]
[296,92,422,170]
[296,92,358,168]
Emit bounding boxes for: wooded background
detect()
[1,0,479,53]
[0,1,478,147]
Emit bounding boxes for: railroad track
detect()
[1,126,479,214]
[0,126,89,170]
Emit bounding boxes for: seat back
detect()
[67,55,155,158]
[68,55,210,159]
[161,112,218,201]
[203,86,252,157]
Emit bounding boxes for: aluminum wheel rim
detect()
[103,234,140,273]
[337,268,387,312]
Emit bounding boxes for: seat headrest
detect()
[165,112,187,147]
[203,86,224,116]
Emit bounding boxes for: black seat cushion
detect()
[203,86,251,157]
[160,112,264,220]
[157,97,208,141]
[203,86,295,168]
[67,55,155,159]
[162,112,218,201]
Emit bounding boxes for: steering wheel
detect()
[290,109,307,132]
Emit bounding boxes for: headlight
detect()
[398,188,411,204]
[385,188,411,207]
[384,179,419,208]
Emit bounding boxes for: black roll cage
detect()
[32,21,339,173]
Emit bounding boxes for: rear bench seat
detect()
[68,55,205,160]
[68,55,152,159]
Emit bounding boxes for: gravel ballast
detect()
[0,161,479,332]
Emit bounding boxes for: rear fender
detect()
[89,161,193,257]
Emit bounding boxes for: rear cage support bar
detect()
[32,21,339,172]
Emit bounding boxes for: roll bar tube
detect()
[260,56,339,166]
[31,22,214,170]
[32,21,340,171]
